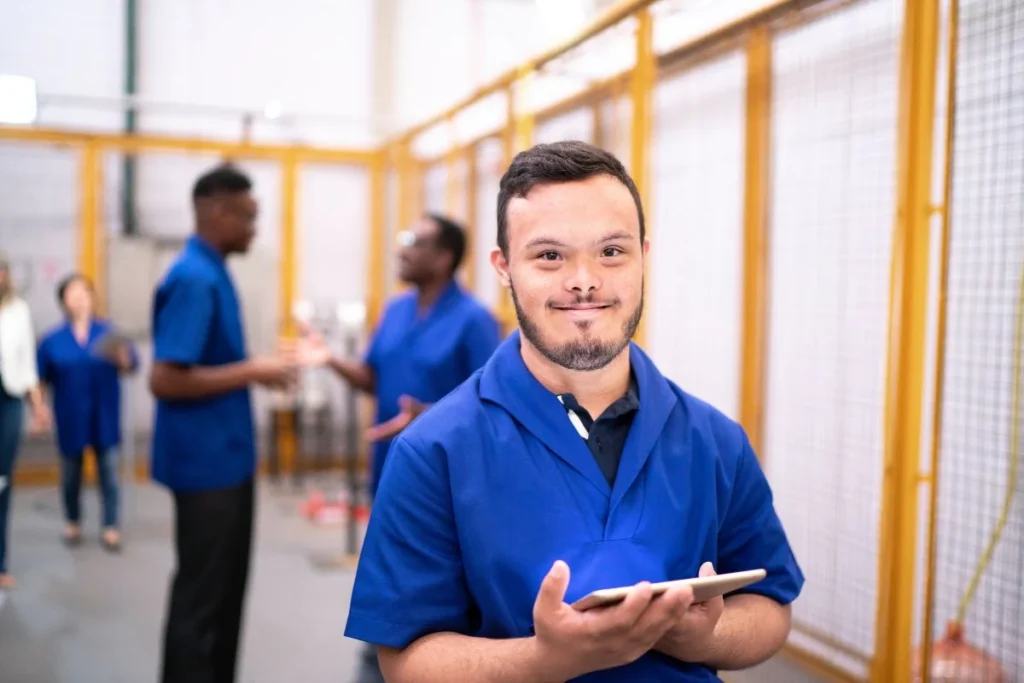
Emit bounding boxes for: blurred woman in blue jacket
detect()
[37,274,137,551]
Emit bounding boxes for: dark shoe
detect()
[101,529,122,553]
[62,526,82,547]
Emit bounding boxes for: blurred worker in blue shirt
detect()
[37,273,138,552]
[301,213,500,497]
[299,213,500,683]
[149,165,296,683]
[344,141,805,683]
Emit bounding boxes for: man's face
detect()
[397,218,447,284]
[214,191,258,254]
[493,174,647,371]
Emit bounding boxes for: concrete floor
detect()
[0,478,821,683]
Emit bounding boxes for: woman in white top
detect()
[0,254,52,590]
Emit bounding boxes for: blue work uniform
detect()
[364,279,500,496]
[37,319,137,459]
[150,235,255,493]
[345,331,805,682]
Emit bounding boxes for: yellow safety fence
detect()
[2,0,1022,679]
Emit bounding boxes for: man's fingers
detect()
[699,562,716,578]
[535,560,570,614]
[365,414,410,442]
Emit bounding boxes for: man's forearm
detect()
[327,356,374,393]
[379,634,573,683]
[657,595,791,671]
[150,361,255,400]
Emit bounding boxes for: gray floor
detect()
[0,478,820,683]
[0,479,363,683]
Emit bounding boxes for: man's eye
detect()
[539,252,560,261]
[602,247,623,257]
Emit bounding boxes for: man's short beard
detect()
[511,281,643,372]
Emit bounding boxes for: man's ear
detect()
[490,247,511,288]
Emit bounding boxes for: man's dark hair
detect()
[496,140,645,256]
[192,164,252,201]
[428,213,468,277]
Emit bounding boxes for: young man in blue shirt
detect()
[150,165,296,683]
[299,213,500,683]
[344,141,805,682]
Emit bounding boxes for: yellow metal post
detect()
[277,153,299,478]
[445,117,460,218]
[739,26,772,458]
[367,150,387,329]
[464,146,478,290]
[79,143,103,485]
[920,0,959,677]
[630,8,654,348]
[872,0,941,679]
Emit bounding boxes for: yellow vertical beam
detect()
[78,143,102,289]
[592,99,606,148]
[367,150,388,329]
[872,0,941,679]
[279,152,299,338]
[464,145,478,290]
[739,26,772,458]
[630,8,654,348]
[445,117,460,218]
[394,142,415,295]
[920,0,959,678]
[79,143,102,484]
[497,75,536,334]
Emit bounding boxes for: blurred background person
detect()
[37,273,138,552]
[0,252,52,590]
[149,165,297,683]
[298,213,500,683]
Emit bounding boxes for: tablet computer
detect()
[570,568,767,612]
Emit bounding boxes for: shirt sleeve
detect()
[716,435,805,605]
[36,337,54,386]
[461,308,501,374]
[344,436,473,649]
[153,276,214,366]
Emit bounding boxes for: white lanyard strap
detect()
[557,395,590,440]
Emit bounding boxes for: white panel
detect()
[763,0,901,666]
[474,138,504,310]
[424,163,447,216]
[535,107,594,145]
[648,52,746,421]
[299,165,369,310]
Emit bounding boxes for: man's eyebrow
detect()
[523,231,637,251]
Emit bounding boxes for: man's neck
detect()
[521,339,631,419]
[195,229,228,258]
[416,278,451,312]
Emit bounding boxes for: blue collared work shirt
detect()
[37,319,137,459]
[364,279,500,496]
[345,331,804,682]
[150,235,255,493]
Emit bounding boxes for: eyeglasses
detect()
[396,230,435,249]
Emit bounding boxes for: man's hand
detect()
[654,562,725,663]
[113,344,134,372]
[365,395,426,442]
[290,322,331,367]
[249,355,298,390]
[530,560,695,681]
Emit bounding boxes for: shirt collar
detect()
[187,234,226,267]
[557,372,640,424]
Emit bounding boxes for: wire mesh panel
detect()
[647,51,746,421]
[927,0,1024,679]
[474,137,505,311]
[423,162,447,216]
[762,0,903,675]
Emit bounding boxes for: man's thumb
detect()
[537,560,570,609]
[699,561,716,578]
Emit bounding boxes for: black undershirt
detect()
[557,374,640,485]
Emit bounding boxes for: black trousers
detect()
[160,478,255,683]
